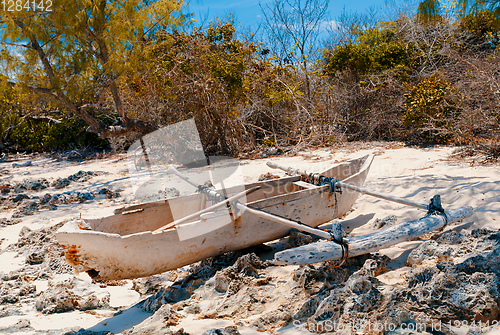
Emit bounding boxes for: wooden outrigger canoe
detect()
[55,154,374,280]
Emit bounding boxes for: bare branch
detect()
[7,81,56,96]
[26,115,62,123]
[80,103,102,110]
[13,18,56,80]
[0,41,33,49]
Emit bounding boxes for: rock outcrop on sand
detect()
[122,228,500,334]
[0,171,119,217]
[2,223,497,334]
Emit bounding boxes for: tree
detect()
[0,0,184,139]
[417,0,500,22]
[126,20,259,154]
[417,0,442,22]
[260,0,329,98]
[323,21,410,78]
[417,0,500,48]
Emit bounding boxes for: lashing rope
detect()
[288,168,350,267]
[306,173,342,195]
[325,230,349,268]
[197,185,226,202]
[197,185,239,216]
[427,194,448,225]
[305,174,348,267]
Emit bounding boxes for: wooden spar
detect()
[168,166,332,240]
[274,206,474,265]
[266,161,429,211]
[152,186,261,233]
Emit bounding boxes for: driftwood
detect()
[274,206,474,265]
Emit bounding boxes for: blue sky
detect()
[184,0,420,31]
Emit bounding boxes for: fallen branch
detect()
[242,122,301,141]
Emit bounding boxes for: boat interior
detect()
[85,154,371,236]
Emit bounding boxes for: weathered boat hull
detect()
[56,154,374,280]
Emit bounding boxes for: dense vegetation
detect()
[0,0,498,158]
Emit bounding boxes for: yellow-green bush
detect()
[403,75,459,142]
[323,23,411,77]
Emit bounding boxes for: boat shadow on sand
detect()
[82,243,284,334]
[85,303,153,334]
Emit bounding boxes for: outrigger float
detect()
[55,154,473,280]
[265,161,473,266]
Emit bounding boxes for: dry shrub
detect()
[122,22,256,155]
[440,49,500,157]
[326,70,407,142]
[239,70,345,149]
[321,15,499,158]
[114,17,498,159]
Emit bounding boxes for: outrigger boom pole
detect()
[266,161,431,211]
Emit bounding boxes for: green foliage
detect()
[262,137,276,146]
[206,20,236,44]
[125,20,265,153]
[0,74,108,152]
[323,23,410,77]
[461,9,500,46]
[324,43,373,75]
[1,0,171,97]
[403,75,458,142]
[374,43,410,70]
[0,2,496,155]
[206,21,249,98]
[0,112,108,152]
[0,0,184,138]
[144,21,255,100]
[417,0,500,23]
[122,20,306,153]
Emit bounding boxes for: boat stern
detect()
[55,219,89,273]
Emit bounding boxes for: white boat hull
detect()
[56,154,374,280]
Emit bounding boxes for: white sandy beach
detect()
[0,143,499,334]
